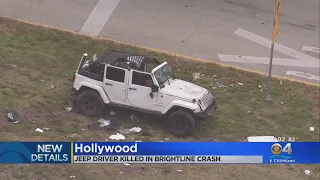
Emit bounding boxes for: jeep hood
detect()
[161,79,207,100]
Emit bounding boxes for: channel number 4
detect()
[282,143,292,155]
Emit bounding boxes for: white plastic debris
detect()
[176,170,183,172]
[247,136,278,142]
[98,118,110,127]
[65,107,72,112]
[280,102,285,105]
[304,170,311,175]
[309,127,315,131]
[70,175,76,178]
[110,111,116,115]
[43,127,49,130]
[120,127,142,134]
[50,85,55,89]
[35,128,44,133]
[135,140,142,142]
[109,133,125,140]
[236,82,243,86]
[193,73,201,80]
[124,163,130,166]
[130,127,142,133]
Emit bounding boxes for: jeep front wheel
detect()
[167,110,195,137]
[77,90,104,117]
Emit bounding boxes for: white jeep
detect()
[72,51,217,137]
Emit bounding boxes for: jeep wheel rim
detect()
[84,99,96,111]
[173,118,188,132]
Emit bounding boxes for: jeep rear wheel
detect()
[167,110,195,137]
[77,90,104,117]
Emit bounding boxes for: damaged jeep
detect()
[72,51,217,137]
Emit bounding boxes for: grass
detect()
[0,17,319,180]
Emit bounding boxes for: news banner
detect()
[0,142,319,164]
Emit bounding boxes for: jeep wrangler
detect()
[71,51,217,137]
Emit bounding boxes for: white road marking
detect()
[80,0,120,36]
[301,46,320,54]
[234,28,319,62]
[286,71,320,81]
[217,55,319,68]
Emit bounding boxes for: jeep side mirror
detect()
[151,85,159,93]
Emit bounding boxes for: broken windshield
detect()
[153,63,173,86]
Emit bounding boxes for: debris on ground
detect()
[98,118,111,127]
[68,133,80,139]
[280,80,283,85]
[135,140,142,142]
[235,82,243,86]
[213,75,217,78]
[43,127,49,130]
[129,114,140,122]
[164,138,170,141]
[109,133,125,140]
[35,128,44,133]
[88,120,118,131]
[176,169,183,172]
[216,82,225,88]
[247,111,251,114]
[280,102,285,105]
[304,170,311,175]
[7,112,20,123]
[192,73,202,80]
[64,107,72,112]
[120,127,142,134]
[110,110,116,115]
[124,163,130,166]
[309,127,315,132]
[258,85,263,91]
[130,127,142,132]
[69,175,76,178]
[50,85,55,89]
[247,136,278,142]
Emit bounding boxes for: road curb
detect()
[4,16,319,87]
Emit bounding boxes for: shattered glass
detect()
[153,63,173,86]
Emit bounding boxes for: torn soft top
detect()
[96,51,160,71]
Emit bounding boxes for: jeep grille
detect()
[200,90,214,108]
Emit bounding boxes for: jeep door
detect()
[103,65,128,105]
[127,70,158,111]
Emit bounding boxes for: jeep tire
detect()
[77,90,104,117]
[167,110,195,137]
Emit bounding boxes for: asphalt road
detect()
[0,0,319,83]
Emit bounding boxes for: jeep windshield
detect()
[152,62,173,86]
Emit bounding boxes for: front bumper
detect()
[194,100,218,119]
